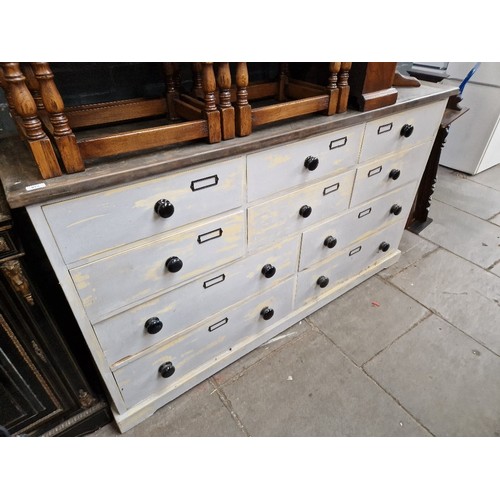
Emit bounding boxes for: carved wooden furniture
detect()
[0,186,111,436]
[0,83,457,433]
[0,62,222,180]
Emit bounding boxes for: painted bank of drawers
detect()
[27,97,447,430]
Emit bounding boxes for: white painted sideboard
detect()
[21,91,449,432]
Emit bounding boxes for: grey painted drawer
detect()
[71,210,246,323]
[247,169,356,250]
[350,141,432,207]
[246,123,363,202]
[94,235,301,366]
[113,276,296,409]
[359,100,446,163]
[42,156,245,265]
[299,182,417,270]
[296,218,407,308]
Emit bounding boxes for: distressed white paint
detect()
[71,210,246,322]
[247,124,364,202]
[94,236,301,366]
[360,100,446,163]
[42,157,245,265]
[350,141,433,207]
[299,182,417,270]
[113,277,295,409]
[247,169,356,250]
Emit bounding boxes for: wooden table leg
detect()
[31,63,84,173]
[337,62,351,113]
[326,62,341,116]
[1,63,62,179]
[235,62,252,137]
[202,63,221,144]
[217,63,235,140]
[163,63,180,121]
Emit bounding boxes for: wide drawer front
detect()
[359,100,445,163]
[113,276,295,409]
[247,169,356,251]
[42,156,245,265]
[94,235,301,366]
[71,210,246,323]
[350,141,432,207]
[296,219,407,308]
[300,182,416,270]
[246,123,364,202]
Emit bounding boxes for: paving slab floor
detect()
[91,164,500,437]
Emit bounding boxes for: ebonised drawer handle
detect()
[390,204,402,216]
[159,361,175,378]
[299,205,312,218]
[260,307,274,320]
[261,264,277,279]
[304,156,319,171]
[400,124,414,138]
[324,236,337,249]
[154,199,175,218]
[165,256,183,273]
[379,242,390,252]
[389,169,401,180]
[145,317,163,334]
[317,276,330,288]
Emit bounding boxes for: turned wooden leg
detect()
[1,63,62,179]
[163,63,180,121]
[217,63,235,140]
[0,65,26,140]
[202,63,221,144]
[191,63,203,98]
[235,62,252,137]
[326,62,341,115]
[337,62,352,113]
[278,63,289,101]
[31,62,84,173]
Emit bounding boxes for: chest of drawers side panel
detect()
[25,204,128,414]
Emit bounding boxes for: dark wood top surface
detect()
[0,82,458,209]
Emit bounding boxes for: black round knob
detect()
[400,124,414,138]
[389,169,401,180]
[317,276,330,288]
[261,264,277,279]
[154,199,175,218]
[324,236,337,249]
[260,307,274,321]
[145,317,163,334]
[379,242,390,252]
[390,204,402,216]
[299,205,312,218]
[165,256,183,273]
[304,156,319,171]
[158,361,175,378]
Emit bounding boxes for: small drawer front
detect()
[247,124,364,202]
[0,231,19,261]
[71,211,246,323]
[42,157,245,265]
[113,276,295,409]
[94,235,301,366]
[300,182,417,270]
[247,170,356,251]
[359,100,446,163]
[296,219,407,308]
[351,141,432,207]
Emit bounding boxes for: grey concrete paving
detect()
[390,248,500,356]
[308,275,429,366]
[419,199,500,268]
[365,315,500,436]
[433,167,500,219]
[218,328,430,436]
[89,163,500,437]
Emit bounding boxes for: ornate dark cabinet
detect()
[0,192,111,436]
